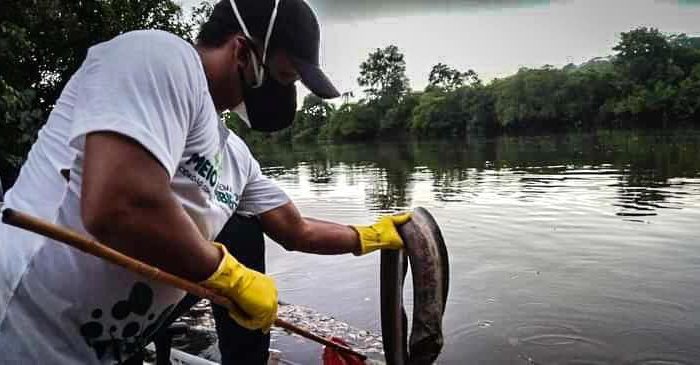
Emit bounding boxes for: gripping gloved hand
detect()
[201,242,278,332]
[352,213,412,255]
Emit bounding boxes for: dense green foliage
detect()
[1,0,699,188]
[1,0,195,187]
[241,27,700,143]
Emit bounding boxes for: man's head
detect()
[195,0,339,132]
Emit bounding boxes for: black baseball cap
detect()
[209,0,340,99]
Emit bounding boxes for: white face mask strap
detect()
[262,0,280,66]
[229,0,282,87]
[229,0,253,40]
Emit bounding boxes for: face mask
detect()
[229,0,296,132]
[238,67,297,132]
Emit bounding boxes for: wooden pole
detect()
[1,208,367,361]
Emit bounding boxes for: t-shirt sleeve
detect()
[69,32,202,178]
[238,157,290,216]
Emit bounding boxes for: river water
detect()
[250,130,700,364]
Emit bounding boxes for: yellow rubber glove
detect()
[201,242,278,332]
[352,213,412,255]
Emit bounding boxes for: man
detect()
[0,0,409,363]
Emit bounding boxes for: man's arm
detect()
[259,201,362,255]
[81,132,221,281]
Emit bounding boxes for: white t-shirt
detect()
[0,30,289,364]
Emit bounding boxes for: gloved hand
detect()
[352,213,412,255]
[201,242,278,332]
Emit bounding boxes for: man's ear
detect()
[230,34,250,68]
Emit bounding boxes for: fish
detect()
[380,247,409,364]
[381,207,450,365]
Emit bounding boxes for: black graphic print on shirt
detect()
[78,282,175,363]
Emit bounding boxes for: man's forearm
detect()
[85,192,222,281]
[258,203,362,255]
[293,217,361,255]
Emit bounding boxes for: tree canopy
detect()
[428,63,480,92]
[357,45,410,102]
[1,0,195,187]
[311,27,699,141]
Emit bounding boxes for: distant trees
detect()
[306,27,699,142]
[317,44,413,141]
[610,27,700,127]
[213,28,700,144]
[357,45,410,102]
[428,63,480,92]
[292,94,335,141]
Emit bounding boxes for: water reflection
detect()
[251,131,700,218]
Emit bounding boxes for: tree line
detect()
[233,27,700,144]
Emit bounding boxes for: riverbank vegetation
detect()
[234,27,700,143]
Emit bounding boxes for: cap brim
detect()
[291,57,340,99]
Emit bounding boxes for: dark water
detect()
[254,130,700,364]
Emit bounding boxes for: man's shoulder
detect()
[90,30,200,69]
[114,29,192,49]
[84,30,205,98]
[225,131,253,158]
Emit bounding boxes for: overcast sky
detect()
[180,0,700,99]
